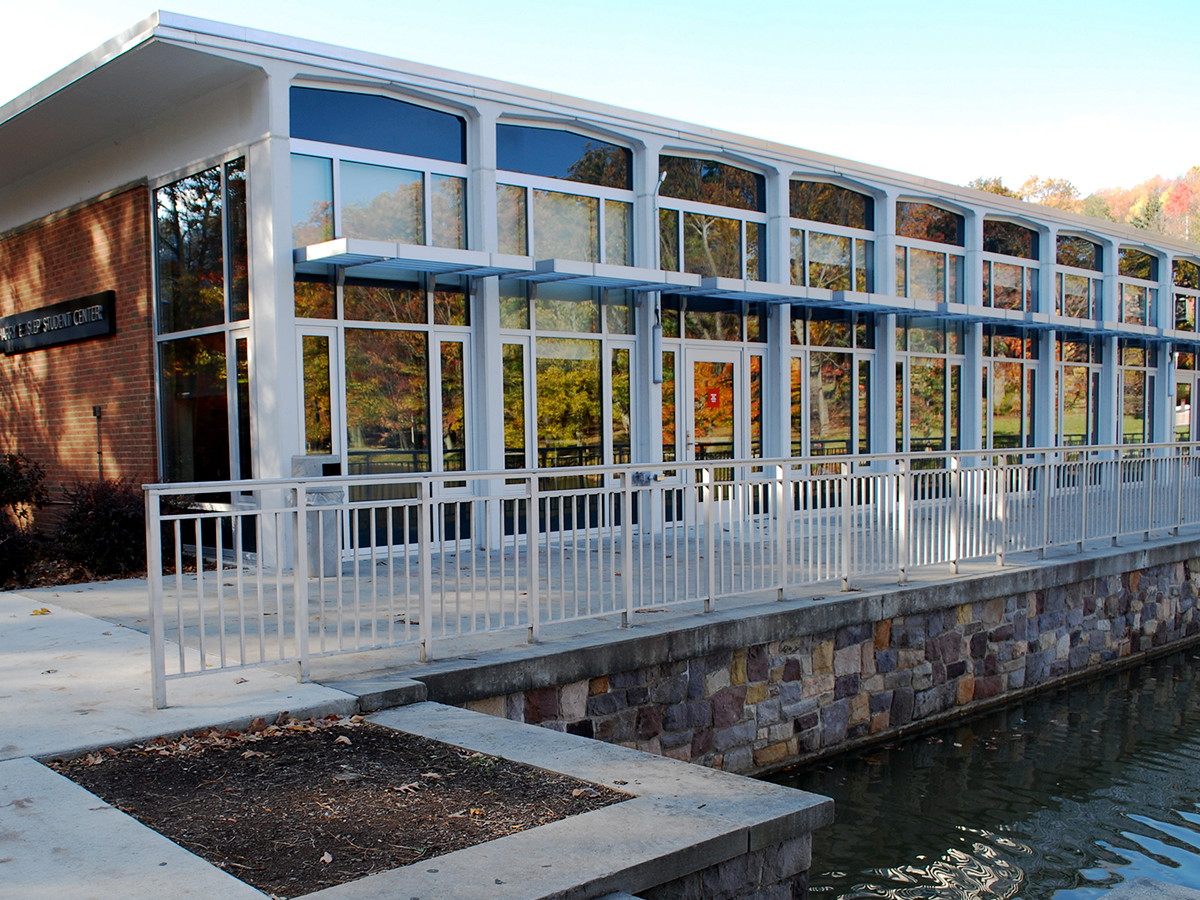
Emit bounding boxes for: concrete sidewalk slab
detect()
[0,592,356,761]
[0,756,267,899]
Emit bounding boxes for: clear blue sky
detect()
[4,0,1197,195]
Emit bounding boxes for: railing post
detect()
[703,467,715,613]
[1145,455,1154,542]
[294,484,310,682]
[898,459,909,584]
[146,489,168,709]
[1040,453,1051,559]
[1113,455,1122,547]
[996,456,1006,568]
[1176,447,1186,536]
[621,472,634,627]
[774,464,786,601]
[841,461,852,591]
[418,480,434,661]
[1078,454,1088,552]
[949,456,960,575]
[528,475,540,643]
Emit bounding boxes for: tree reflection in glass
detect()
[810,351,852,456]
[612,348,631,464]
[345,328,430,475]
[156,167,224,333]
[441,341,466,473]
[291,154,333,248]
[497,185,528,257]
[1062,366,1090,446]
[808,233,852,291]
[992,362,1023,449]
[693,361,735,460]
[340,161,424,244]
[344,279,425,324]
[533,190,598,262]
[909,357,945,452]
[302,335,332,455]
[159,334,230,482]
[683,213,740,279]
[431,174,466,250]
[502,343,526,470]
[536,338,601,469]
[535,282,599,333]
[1123,369,1146,443]
[662,351,677,463]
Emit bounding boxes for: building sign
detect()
[0,291,115,354]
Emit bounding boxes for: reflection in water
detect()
[769,650,1200,899]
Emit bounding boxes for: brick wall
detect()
[463,559,1200,776]
[0,188,156,525]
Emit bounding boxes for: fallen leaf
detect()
[31,608,51,616]
[102,631,112,635]
[241,750,268,759]
[234,677,248,684]
[395,782,420,793]
[420,772,442,779]
[571,788,599,798]
[41,669,57,675]
[320,851,333,864]
[332,772,363,782]
[469,808,483,816]
[349,715,365,723]
[334,735,352,746]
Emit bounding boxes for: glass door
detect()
[1176,373,1196,442]
[685,349,741,464]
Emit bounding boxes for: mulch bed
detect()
[51,715,627,899]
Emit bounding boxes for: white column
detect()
[964,206,984,307]
[635,137,665,463]
[962,322,984,452]
[1152,252,1174,443]
[1098,236,1121,446]
[1040,225,1057,316]
[470,102,505,474]
[1035,330,1055,447]
[876,190,899,456]
[765,166,791,459]
[249,69,300,482]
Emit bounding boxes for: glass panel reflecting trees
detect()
[302,335,332,454]
[156,168,225,333]
[693,360,735,460]
[537,338,602,468]
[159,333,230,482]
[345,328,430,475]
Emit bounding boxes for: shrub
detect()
[56,480,146,576]
[0,452,49,524]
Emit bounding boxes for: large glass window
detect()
[1055,333,1102,447]
[790,181,875,293]
[894,202,964,303]
[291,150,467,251]
[496,127,633,265]
[983,327,1038,450]
[659,156,766,280]
[496,125,631,189]
[983,220,1038,260]
[536,338,602,468]
[1175,260,1200,331]
[982,220,1039,312]
[790,309,874,456]
[1121,340,1156,444]
[894,317,962,454]
[1118,248,1160,327]
[290,87,465,164]
[155,158,251,484]
[1057,235,1102,271]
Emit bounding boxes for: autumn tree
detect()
[967,176,1020,198]
[1019,176,1080,212]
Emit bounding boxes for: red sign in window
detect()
[706,389,720,408]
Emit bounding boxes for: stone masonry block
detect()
[712,686,748,727]
[559,679,588,720]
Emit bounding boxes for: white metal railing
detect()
[144,443,1200,706]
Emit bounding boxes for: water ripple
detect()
[771,651,1200,899]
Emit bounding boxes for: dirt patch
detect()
[51,716,627,899]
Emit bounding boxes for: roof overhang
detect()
[0,37,263,194]
[294,239,533,278]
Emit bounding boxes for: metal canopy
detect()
[293,239,533,278]
[510,258,704,292]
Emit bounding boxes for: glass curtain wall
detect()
[982,220,1039,312]
[1118,248,1160,327]
[1174,260,1200,332]
[895,317,963,455]
[1055,334,1103,447]
[789,181,875,293]
[894,202,965,304]
[155,157,251,483]
[1120,340,1157,444]
[982,327,1038,450]
[658,157,767,280]
[1055,235,1104,319]
[789,309,874,457]
[498,279,634,485]
[495,124,633,263]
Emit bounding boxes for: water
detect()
[769,649,1200,899]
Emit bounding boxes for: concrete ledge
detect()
[298,703,832,900]
[328,536,1200,708]
[1107,877,1200,900]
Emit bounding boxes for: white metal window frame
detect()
[658,194,769,281]
[290,138,471,250]
[494,170,635,265]
[981,253,1040,313]
[788,217,876,291]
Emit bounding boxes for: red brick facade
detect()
[0,187,157,523]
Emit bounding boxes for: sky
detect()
[3,0,1197,196]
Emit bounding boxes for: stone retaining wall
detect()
[461,553,1200,775]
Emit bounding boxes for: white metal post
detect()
[528,475,540,643]
[294,484,310,682]
[841,461,852,591]
[622,473,634,626]
[703,468,715,612]
[147,489,168,709]
[898,459,910,584]
[949,456,960,575]
[418,480,434,661]
[1040,453,1051,558]
[774,464,786,600]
